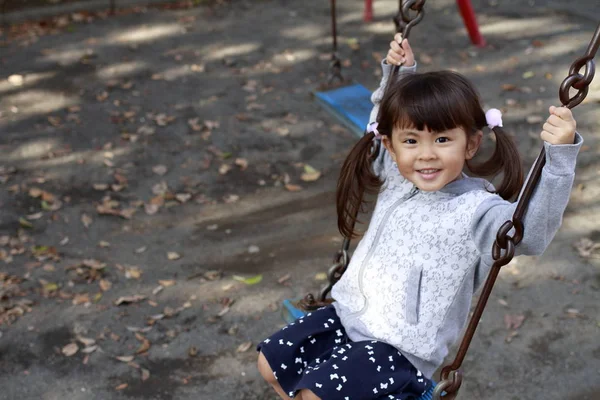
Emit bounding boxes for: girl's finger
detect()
[390,40,404,55]
[402,39,412,53]
[387,52,404,65]
[540,130,556,143]
[394,33,403,43]
[550,105,574,121]
[547,114,565,128]
[542,122,559,135]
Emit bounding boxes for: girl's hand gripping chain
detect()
[541,106,577,145]
[386,33,415,67]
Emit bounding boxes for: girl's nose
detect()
[418,146,437,160]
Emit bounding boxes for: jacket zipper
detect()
[349,186,419,318]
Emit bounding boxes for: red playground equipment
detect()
[364,0,486,47]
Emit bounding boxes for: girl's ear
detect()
[381,135,397,161]
[465,130,483,160]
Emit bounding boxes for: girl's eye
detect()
[436,137,450,143]
[404,139,417,144]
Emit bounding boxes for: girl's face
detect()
[382,126,482,191]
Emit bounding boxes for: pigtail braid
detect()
[467,126,524,200]
[336,133,383,238]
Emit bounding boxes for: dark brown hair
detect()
[337,70,524,238]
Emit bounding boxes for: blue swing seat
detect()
[282,299,439,400]
[313,83,373,137]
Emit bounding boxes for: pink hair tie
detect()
[485,108,503,129]
[367,122,382,139]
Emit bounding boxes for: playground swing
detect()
[285,0,600,397]
[312,0,428,137]
[313,0,485,138]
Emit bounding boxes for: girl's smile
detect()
[416,169,442,181]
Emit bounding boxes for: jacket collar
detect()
[438,173,494,195]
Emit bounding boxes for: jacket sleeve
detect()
[471,133,583,272]
[370,61,417,179]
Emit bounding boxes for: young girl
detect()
[257,33,582,400]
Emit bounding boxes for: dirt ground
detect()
[0,0,599,399]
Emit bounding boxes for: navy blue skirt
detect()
[257,305,431,399]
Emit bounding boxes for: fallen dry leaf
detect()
[565,308,586,318]
[135,333,151,354]
[72,293,90,305]
[115,294,146,306]
[29,187,43,198]
[167,252,181,260]
[236,341,252,353]
[223,194,240,204]
[501,83,519,92]
[203,270,222,281]
[219,164,232,175]
[27,212,43,220]
[278,273,291,284]
[204,120,220,130]
[81,214,93,228]
[126,326,152,333]
[116,355,135,363]
[62,343,79,357]
[505,330,519,343]
[285,184,303,192]
[81,345,98,354]
[175,193,192,203]
[235,158,248,170]
[217,306,230,317]
[315,272,327,281]
[504,314,526,330]
[82,259,106,270]
[522,71,535,79]
[152,165,168,176]
[152,285,164,295]
[158,280,176,287]
[141,368,150,381]
[99,279,112,291]
[573,237,600,258]
[300,165,321,182]
[144,204,160,215]
[115,383,128,391]
[77,337,96,347]
[125,267,142,280]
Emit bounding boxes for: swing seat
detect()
[313,83,373,138]
[282,298,440,400]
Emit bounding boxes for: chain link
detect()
[394,0,426,37]
[327,55,344,85]
[433,371,461,400]
[300,240,350,311]
[559,25,599,109]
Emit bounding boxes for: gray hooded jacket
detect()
[331,61,583,378]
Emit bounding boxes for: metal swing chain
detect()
[327,0,344,85]
[300,0,427,312]
[395,0,427,37]
[434,22,600,400]
[326,0,426,86]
